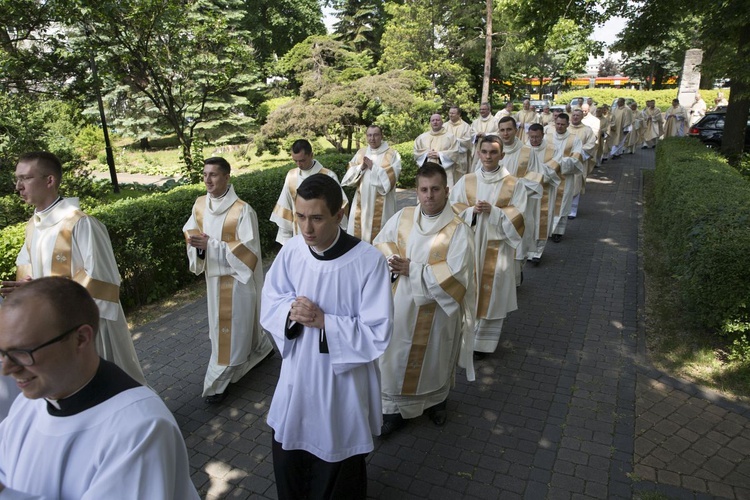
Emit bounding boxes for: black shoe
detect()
[567,215,576,220]
[531,257,541,264]
[473,350,487,360]
[427,401,447,426]
[380,413,405,437]
[551,234,562,243]
[641,145,648,149]
[205,392,227,405]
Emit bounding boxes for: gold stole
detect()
[552,135,576,217]
[454,174,523,319]
[350,149,397,240]
[273,167,347,235]
[185,196,259,365]
[539,145,560,240]
[19,211,120,303]
[376,207,466,395]
[515,147,531,178]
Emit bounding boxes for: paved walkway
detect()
[132,149,750,499]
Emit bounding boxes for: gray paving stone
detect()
[124,149,750,499]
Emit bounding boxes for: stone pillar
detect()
[677,49,703,108]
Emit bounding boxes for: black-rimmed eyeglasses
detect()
[0,324,85,366]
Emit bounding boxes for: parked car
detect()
[529,99,552,112]
[688,110,750,150]
[549,105,566,114]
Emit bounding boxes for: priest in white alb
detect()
[341,125,402,243]
[413,113,461,187]
[526,124,562,261]
[470,102,500,170]
[183,157,273,404]
[545,114,584,242]
[374,163,475,436]
[1,151,146,386]
[445,106,473,180]
[270,139,348,245]
[664,99,689,138]
[449,136,538,357]
[641,100,663,148]
[567,109,597,217]
[515,99,539,144]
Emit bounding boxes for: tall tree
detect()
[244,0,326,76]
[614,0,750,164]
[598,57,620,77]
[73,0,261,181]
[328,0,387,64]
[378,0,476,111]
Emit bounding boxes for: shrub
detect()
[74,125,105,160]
[648,138,750,334]
[393,142,417,189]
[556,89,731,112]
[1,156,350,308]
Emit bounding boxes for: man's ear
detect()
[74,324,97,350]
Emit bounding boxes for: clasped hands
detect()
[473,200,492,214]
[290,296,325,329]
[387,255,410,276]
[188,233,209,251]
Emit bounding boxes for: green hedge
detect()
[556,88,730,112]
[0,147,417,309]
[649,138,750,330]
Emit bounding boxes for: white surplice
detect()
[0,387,199,499]
[261,235,393,462]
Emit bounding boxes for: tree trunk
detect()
[481,0,492,104]
[721,21,750,166]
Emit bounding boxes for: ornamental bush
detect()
[556,88,730,112]
[0,146,419,309]
[648,138,750,332]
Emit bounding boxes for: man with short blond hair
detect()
[450,135,536,356]
[1,151,146,385]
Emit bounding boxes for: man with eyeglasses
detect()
[0,277,199,498]
[0,151,146,385]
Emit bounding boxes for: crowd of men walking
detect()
[0,93,685,498]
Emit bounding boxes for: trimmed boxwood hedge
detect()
[649,138,750,330]
[0,146,417,310]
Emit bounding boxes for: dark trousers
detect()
[272,434,367,500]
